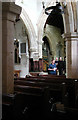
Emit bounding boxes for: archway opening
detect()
[42,36,51,72]
[42,2,66,75]
[14,18,30,77]
[45,2,64,34]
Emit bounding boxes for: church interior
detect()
[1,0,78,119]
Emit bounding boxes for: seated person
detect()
[48,59,57,75]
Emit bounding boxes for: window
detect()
[20,43,26,53]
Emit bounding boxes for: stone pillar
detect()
[77,1,78,32]
[20,54,29,77]
[65,33,78,78]
[2,2,21,94]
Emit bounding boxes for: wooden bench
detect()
[14,76,78,119]
[28,74,66,78]
[14,80,64,101]
[2,94,16,120]
[14,77,76,107]
[2,93,30,120]
[14,85,52,119]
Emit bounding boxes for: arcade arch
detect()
[14,1,78,78]
[37,1,78,78]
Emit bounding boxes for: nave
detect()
[1,1,78,120]
[2,74,78,120]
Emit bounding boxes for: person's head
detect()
[56,57,58,61]
[51,59,55,64]
[59,57,62,61]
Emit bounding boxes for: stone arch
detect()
[42,35,51,71]
[43,24,64,59]
[37,1,65,59]
[14,4,37,76]
[61,1,78,78]
[20,8,37,57]
[61,1,75,33]
[37,1,76,63]
[37,1,55,58]
[37,1,75,42]
[15,0,37,57]
[43,32,54,56]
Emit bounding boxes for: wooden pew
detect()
[74,80,78,108]
[27,74,66,78]
[2,93,30,120]
[14,77,76,108]
[14,76,78,118]
[29,72,66,78]
[14,76,74,83]
[2,94,15,120]
[14,80,63,102]
[14,85,52,119]
[14,85,47,95]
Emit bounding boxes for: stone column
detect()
[65,33,78,78]
[20,54,29,77]
[77,1,78,32]
[2,2,21,94]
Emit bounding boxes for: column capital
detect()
[37,41,43,45]
[62,32,78,39]
[2,2,22,22]
[62,33,78,42]
[29,47,36,52]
